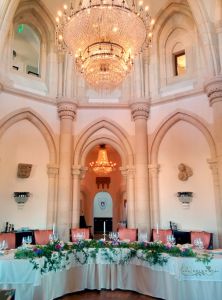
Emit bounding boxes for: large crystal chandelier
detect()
[55,0,154,89]
[89,144,116,175]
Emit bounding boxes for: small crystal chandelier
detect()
[89,144,116,175]
[55,0,154,89]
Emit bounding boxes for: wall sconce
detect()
[13,192,30,208]
[177,191,193,208]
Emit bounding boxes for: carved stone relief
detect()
[17,163,32,178]
[178,163,193,181]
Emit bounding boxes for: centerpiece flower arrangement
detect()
[14,239,213,274]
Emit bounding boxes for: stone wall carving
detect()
[178,163,193,181]
[17,163,32,178]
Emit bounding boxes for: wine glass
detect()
[193,238,204,250]
[2,240,8,250]
[167,234,176,246]
[0,241,4,254]
[26,236,32,245]
[139,231,148,243]
[22,236,27,246]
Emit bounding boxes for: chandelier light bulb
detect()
[55,0,154,90]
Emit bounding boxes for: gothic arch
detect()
[150,111,217,164]
[0,107,57,163]
[74,118,134,167]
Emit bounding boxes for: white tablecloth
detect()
[0,249,222,300]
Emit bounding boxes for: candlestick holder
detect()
[103,233,106,241]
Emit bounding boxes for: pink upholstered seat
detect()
[34,230,53,245]
[191,231,212,249]
[71,228,90,242]
[152,229,173,244]
[0,232,16,249]
[118,228,137,242]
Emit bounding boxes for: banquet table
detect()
[0,248,222,300]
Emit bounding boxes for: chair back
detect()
[118,228,137,242]
[34,230,53,245]
[152,229,173,244]
[0,233,16,249]
[191,231,212,249]
[71,228,90,242]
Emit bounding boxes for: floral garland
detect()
[14,239,213,274]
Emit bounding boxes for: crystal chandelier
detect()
[89,144,116,175]
[55,0,154,89]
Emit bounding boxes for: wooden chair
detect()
[71,228,90,242]
[118,228,137,242]
[34,229,53,245]
[191,231,212,249]
[0,289,15,300]
[152,229,173,244]
[0,232,16,249]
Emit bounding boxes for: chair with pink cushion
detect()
[191,231,212,249]
[0,232,16,249]
[118,228,138,242]
[152,229,173,244]
[71,228,90,242]
[34,229,53,245]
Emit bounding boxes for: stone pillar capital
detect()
[148,164,160,177]
[72,165,87,179]
[57,99,77,120]
[204,75,222,106]
[130,101,150,121]
[120,166,135,178]
[47,164,59,178]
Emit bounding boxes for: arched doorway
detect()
[93,191,113,234]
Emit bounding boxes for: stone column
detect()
[72,166,87,228]
[148,164,160,227]
[205,75,222,247]
[46,164,59,229]
[142,47,150,99]
[121,167,135,228]
[57,100,77,242]
[131,101,151,238]
[208,159,221,247]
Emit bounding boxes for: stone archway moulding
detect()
[0,107,57,164]
[150,111,217,164]
[74,118,134,168]
[80,136,126,167]
[152,1,217,78]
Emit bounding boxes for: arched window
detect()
[172,43,186,76]
[12,23,41,77]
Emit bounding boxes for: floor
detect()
[58,290,162,300]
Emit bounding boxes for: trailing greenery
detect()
[14,239,213,274]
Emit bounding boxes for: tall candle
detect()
[103,221,106,235]
[52,223,55,235]
[157,223,159,235]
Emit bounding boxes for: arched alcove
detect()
[0,108,58,229]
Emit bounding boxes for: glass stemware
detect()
[167,234,176,246]
[109,232,119,244]
[193,238,204,250]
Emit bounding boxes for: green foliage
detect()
[14,240,213,273]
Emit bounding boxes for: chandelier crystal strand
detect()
[89,144,116,175]
[55,0,154,89]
